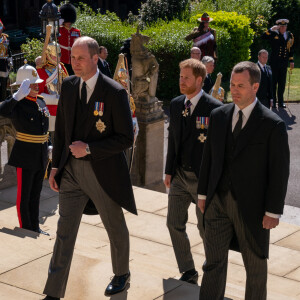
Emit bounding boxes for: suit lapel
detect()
[233,102,264,158]
[66,76,80,140]
[84,73,107,137]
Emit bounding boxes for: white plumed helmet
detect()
[11,62,43,86]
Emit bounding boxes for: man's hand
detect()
[164,174,171,188]
[69,141,88,158]
[290,62,295,70]
[49,169,59,192]
[262,215,279,229]
[198,199,206,214]
[271,25,280,31]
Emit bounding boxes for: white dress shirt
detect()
[184,89,203,115]
[79,68,99,103]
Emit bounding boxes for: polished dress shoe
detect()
[36,228,50,236]
[43,296,60,300]
[105,271,130,296]
[279,104,287,108]
[179,269,198,284]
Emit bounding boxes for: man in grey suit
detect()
[164,59,222,284]
[43,37,136,300]
[198,61,289,300]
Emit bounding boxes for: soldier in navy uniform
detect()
[164,59,222,284]
[256,49,273,108]
[0,63,50,235]
[262,19,294,108]
[0,19,12,102]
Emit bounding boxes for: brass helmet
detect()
[11,62,43,86]
[46,42,61,65]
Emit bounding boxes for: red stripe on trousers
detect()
[16,167,23,228]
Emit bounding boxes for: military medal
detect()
[99,102,104,116]
[94,102,99,116]
[204,117,209,129]
[96,119,106,133]
[198,133,207,143]
[196,117,201,129]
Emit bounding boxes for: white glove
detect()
[13,79,31,101]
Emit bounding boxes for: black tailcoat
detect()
[0,96,49,170]
[53,73,137,214]
[198,102,289,257]
[165,92,222,179]
[256,63,273,108]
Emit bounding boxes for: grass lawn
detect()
[226,55,300,102]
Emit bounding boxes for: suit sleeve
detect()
[52,83,66,168]
[268,67,273,99]
[197,111,213,195]
[265,121,289,214]
[89,88,134,160]
[165,102,176,175]
[0,97,18,118]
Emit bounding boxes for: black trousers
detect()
[271,63,288,106]
[0,76,8,102]
[16,167,45,231]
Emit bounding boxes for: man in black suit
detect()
[198,61,289,300]
[43,37,136,300]
[97,46,112,78]
[164,59,222,284]
[201,56,215,94]
[256,49,273,108]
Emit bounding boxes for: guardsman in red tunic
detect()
[0,64,50,235]
[58,3,81,75]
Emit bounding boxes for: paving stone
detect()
[275,230,300,251]
[285,266,300,282]
[113,210,202,248]
[270,221,300,244]
[133,187,168,213]
[0,282,42,300]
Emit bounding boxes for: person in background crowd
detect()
[98,46,112,78]
[202,56,215,94]
[190,47,201,60]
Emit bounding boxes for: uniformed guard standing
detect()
[262,19,294,108]
[0,63,50,235]
[58,3,81,76]
[0,19,12,102]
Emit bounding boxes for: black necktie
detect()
[263,66,267,73]
[233,110,243,139]
[81,81,87,104]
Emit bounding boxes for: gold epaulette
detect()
[265,30,270,35]
[16,132,49,144]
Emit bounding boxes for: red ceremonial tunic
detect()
[58,26,81,65]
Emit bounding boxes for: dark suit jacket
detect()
[97,58,112,78]
[198,101,289,257]
[257,63,273,107]
[165,92,222,179]
[202,74,214,94]
[53,73,137,214]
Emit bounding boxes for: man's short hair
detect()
[202,56,214,65]
[179,58,207,79]
[232,61,261,85]
[191,47,201,54]
[73,36,99,58]
[258,49,268,56]
[99,46,107,54]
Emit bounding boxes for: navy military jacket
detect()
[0,96,49,170]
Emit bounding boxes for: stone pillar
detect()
[131,98,165,187]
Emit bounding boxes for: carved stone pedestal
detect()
[131,98,165,187]
[0,117,16,189]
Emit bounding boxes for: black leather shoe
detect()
[36,228,50,236]
[105,271,130,296]
[43,296,60,300]
[179,270,198,284]
[279,104,287,108]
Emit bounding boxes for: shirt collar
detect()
[233,98,257,120]
[184,89,203,106]
[80,68,99,91]
[258,61,265,69]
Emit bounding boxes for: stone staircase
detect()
[0,183,300,299]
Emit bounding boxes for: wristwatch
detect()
[85,144,91,155]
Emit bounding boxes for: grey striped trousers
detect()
[167,167,204,273]
[200,191,267,300]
